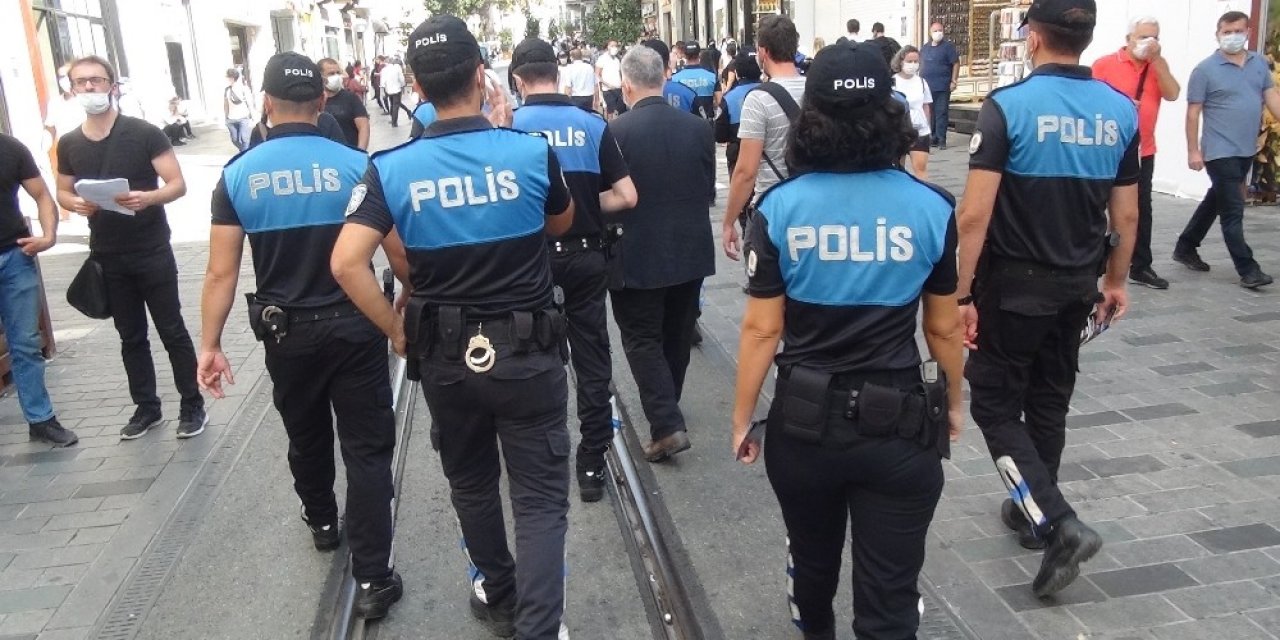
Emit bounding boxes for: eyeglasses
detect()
[71,77,112,89]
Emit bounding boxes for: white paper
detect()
[74,178,134,216]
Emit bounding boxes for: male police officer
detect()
[955,0,1139,598]
[197,52,403,619]
[510,37,638,503]
[673,42,720,120]
[639,40,697,114]
[332,17,575,640]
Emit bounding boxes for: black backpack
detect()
[749,82,800,181]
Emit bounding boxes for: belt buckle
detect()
[465,323,496,373]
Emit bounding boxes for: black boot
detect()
[469,591,516,637]
[1001,499,1046,550]
[1032,517,1102,598]
[354,572,403,619]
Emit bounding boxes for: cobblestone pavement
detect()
[698,141,1280,639]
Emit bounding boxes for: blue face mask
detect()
[1219,32,1248,54]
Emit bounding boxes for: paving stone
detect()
[0,450,82,468]
[1200,499,1280,528]
[1079,350,1121,363]
[1081,455,1170,478]
[35,564,89,588]
[1121,403,1198,421]
[1124,333,1184,347]
[951,535,1040,563]
[1216,344,1279,357]
[1234,311,1280,323]
[1150,362,1218,376]
[1151,614,1276,640]
[1222,456,1280,478]
[67,526,118,547]
[1118,511,1218,538]
[0,586,71,615]
[24,460,103,478]
[0,607,53,635]
[0,519,45,537]
[1197,381,1267,397]
[1177,550,1280,584]
[1246,607,1280,635]
[1089,563,1200,598]
[1236,420,1280,439]
[995,577,1107,611]
[1068,594,1190,631]
[0,530,75,553]
[0,565,42,592]
[8,544,102,570]
[32,626,89,640]
[1130,487,1232,513]
[15,499,102,520]
[1068,411,1132,429]
[41,509,129,533]
[70,478,154,499]
[0,486,76,507]
[967,558,1030,588]
[1190,524,1280,554]
[1105,535,1211,567]
[1162,580,1276,618]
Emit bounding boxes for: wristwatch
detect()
[957,295,974,306]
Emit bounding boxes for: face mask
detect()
[903,62,920,75]
[1132,37,1154,60]
[78,92,112,115]
[1220,33,1247,54]
[609,47,619,55]
[58,76,71,93]
[931,31,944,43]
[325,74,344,92]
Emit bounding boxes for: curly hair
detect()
[786,96,916,173]
[890,45,920,73]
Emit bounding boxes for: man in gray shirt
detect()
[1176,10,1280,288]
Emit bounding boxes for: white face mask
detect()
[1132,37,1155,60]
[931,31,944,43]
[1219,32,1248,54]
[77,92,112,115]
[903,62,920,75]
[325,74,344,92]
[609,47,619,56]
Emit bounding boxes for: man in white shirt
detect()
[838,18,863,44]
[379,56,406,127]
[596,40,625,118]
[562,48,598,111]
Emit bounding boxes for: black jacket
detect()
[609,96,716,289]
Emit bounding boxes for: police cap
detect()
[683,42,701,58]
[1020,0,1096,32]
[510,37,558,74]
[734,53,762,82]
[805,43,892,111]
[407,15,480,72]
[262,52,323,102]
[640,39,671,68]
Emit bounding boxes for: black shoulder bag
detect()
[65,122,123,319]
[751,82,801,182]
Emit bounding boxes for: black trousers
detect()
[263,315,396,581]
[551,250,613,470]
[387,91,403,126]
[965,270,1094,537]
[1176,155,1260,276]
[570,95,594,112]
[602,88,627,116]
[609,279,702,440]
[1131,154,1156,271]
[97,246,202,415]
[764,378,943,639]
[420,347,569,640]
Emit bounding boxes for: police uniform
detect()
[672,55,719,119]
[343,17,574,640]
[208,52,400,617]
[741,45,956,639]
[715,76,762,175]
[963,0,1138,594]
[640,40,699,115]
[408,101,437,137]
[510,38,632,500]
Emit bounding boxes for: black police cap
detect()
[262,52,323,102]
[407,15,480,72]
[640,39,671,68]
[805,43,892,111]
[1020,0,1097,32]
[511,37,558,74]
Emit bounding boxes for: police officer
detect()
[731,44,963,640]
[639,40,697,114]
[672,42,720,120]
[714,54,762,185]
[510,37,638,502]
[408,100,437,137]
[331,17,575,640]
[955,0,1139,598]
[196,52,403,619]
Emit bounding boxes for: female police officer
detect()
[731,43,964,640]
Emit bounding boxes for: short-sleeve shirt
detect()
[211,123,367,307]
[562,61,597,97]
[57,115,174,254]
[1092,48,1164,157]
[345,116,572,317]
[596,54,623,89]
[744,169,957,372]
[1187,50,1274,162]
[322,89,369,148]
[969,64,1140,269]
[920,40,960,93]
[893,73,934,137]
[0,134,40,251]
[663,80,698,113]
[738,75,806,193]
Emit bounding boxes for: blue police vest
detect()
[757,170,952,307]
[413,102,438,129]
[512,104,606,174]
[723,82,759,125]
[673,67,718,98]
[371,128,550,251]
[663,80,697,112]
[224,134,366,233]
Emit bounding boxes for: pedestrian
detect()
[596,40,627,118]
[511,37,638,502]
[161,97,194,146]
[55,55,207,440]
[921,22,960,149]
[561,48,598,112]
[732,43,963,640]
[715,53,762,183]
[197,51,402,619]
[332,16,574,640]
[870,22,902,66]
[720,41,739,88]
[0,133,78,447]
[223,68,255,151]
[892,45,934,180]
[1175,10,1277,289]
[319,57,371,149]
[370,55,387,114]
[380,56,406,127]
[609,44,716,463]
[1092,16,1182,290]
[722,14,804,260]
[837,18,861,45]
[638,40,697,114]
[247,110,348,149]
[955,0,1139,597]
[673,43,719,120]
[348,61,369,103]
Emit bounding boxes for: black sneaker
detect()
[354,571,403,619]
[1128,267,1169,290]
[29,418,78,447]
[177,407,208,439]
[1032,517,1103,598]
[120,408,162,440]
[301,511,342,551]
[469,591,516,638]
[1172,248,1210,272]
[577,466,606,503]
[1241,271,1274,289]
[1001,499,1047,550]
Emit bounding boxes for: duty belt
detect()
[550,236,604,254]
[986,256,1096,279]
[244,294,362,343]
[401,297,568,380]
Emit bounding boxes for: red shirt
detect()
[1092,47,1162,157]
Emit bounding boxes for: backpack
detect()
[749,82,800,181]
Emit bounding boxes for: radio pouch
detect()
[245,293,269,342]
[403,297,429,381]
[857,383,905,437]
[437,306,463,361]
[781,366,832,443]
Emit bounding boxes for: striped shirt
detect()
[737,75,805,193]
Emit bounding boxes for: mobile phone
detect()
[736,419,767,460]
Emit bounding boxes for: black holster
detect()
[402,296,433,381]
[920,371,950,459]
[781,366,832,444]
[245,293,289,343]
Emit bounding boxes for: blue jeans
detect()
[0,246,54,423]
[226,118,252,152]
[1177,156,1260,276]
[930,90,951,146]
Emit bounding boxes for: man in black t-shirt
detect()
[54,54,206,442]
[319,57,370,149]
[0,134,77,447]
